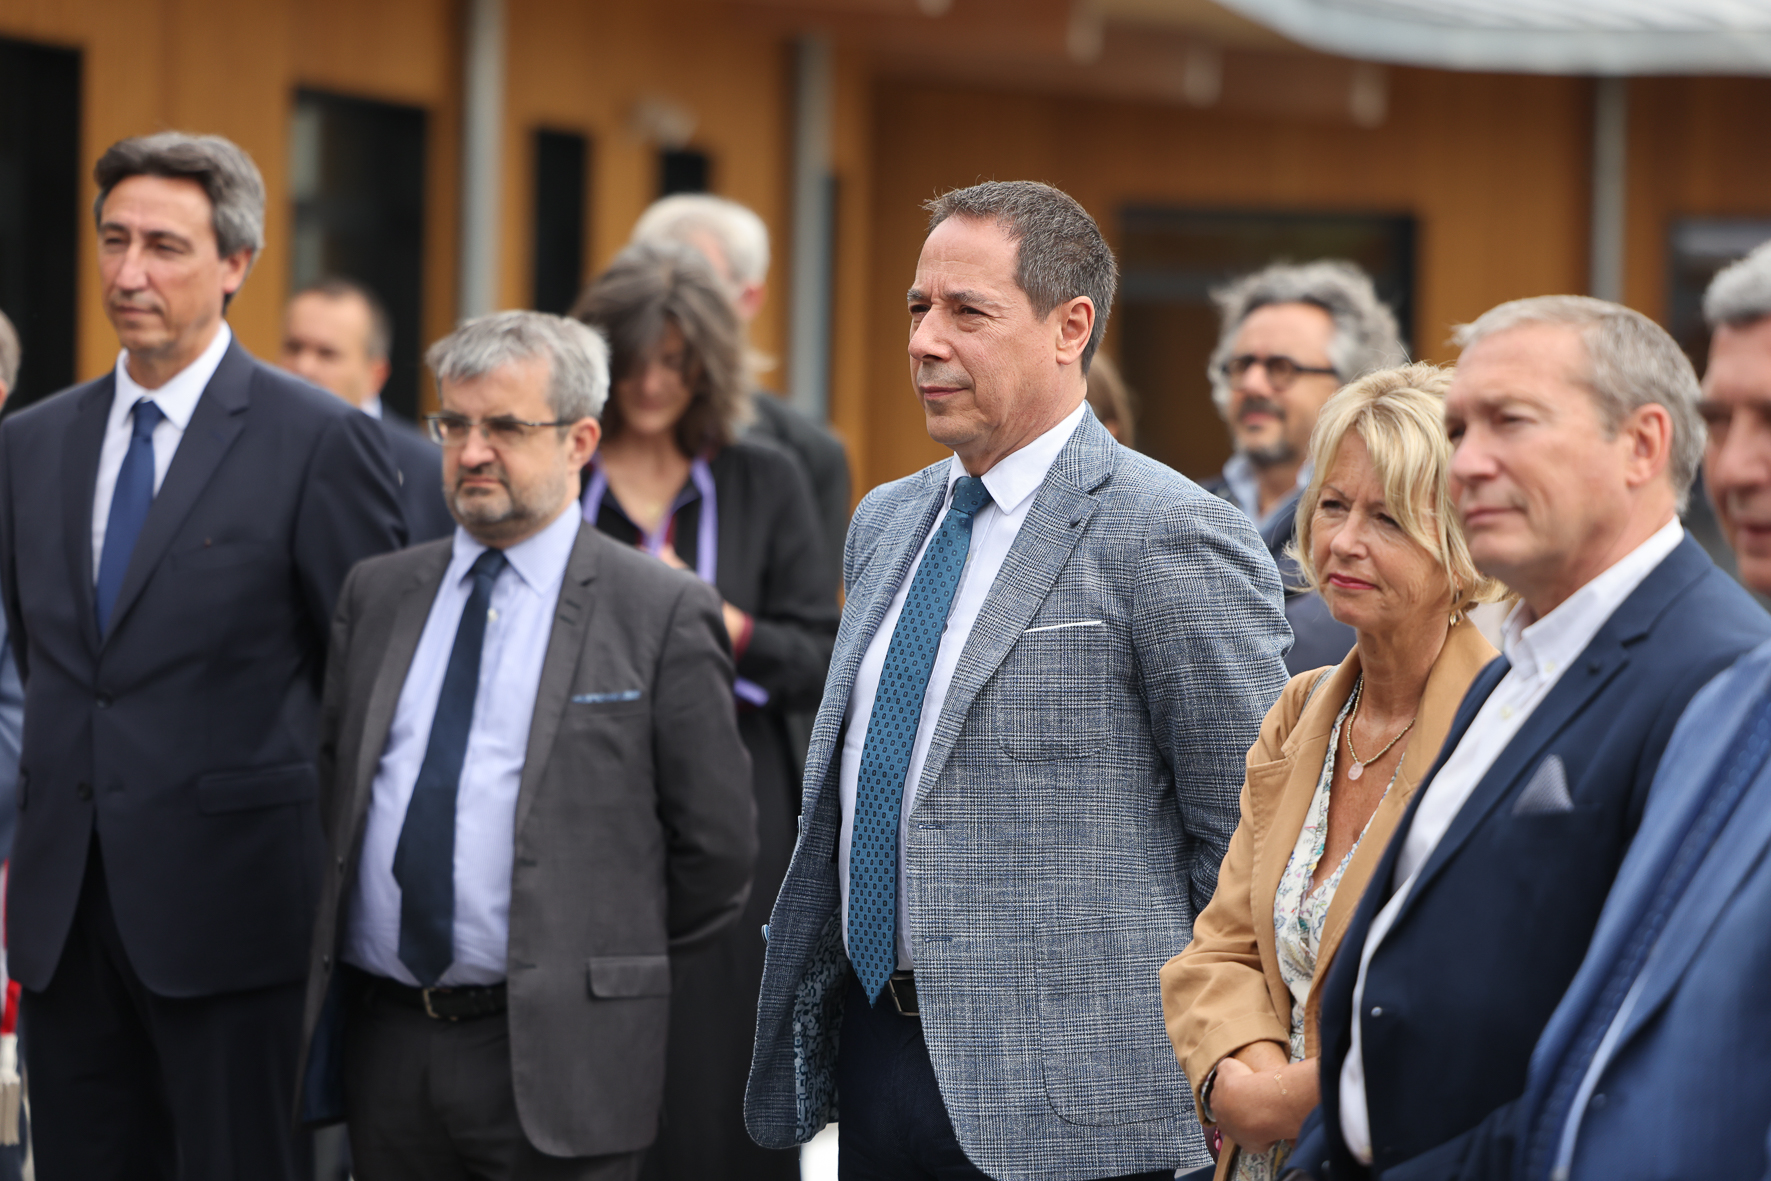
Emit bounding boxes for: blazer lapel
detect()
[351,547,454,827]
[62,376,114,656]
[105,340,254,641]
[911,413,1110,802]
[513,523,602,838]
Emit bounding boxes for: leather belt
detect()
[363,973,507,1022]
[886,969,919,1018]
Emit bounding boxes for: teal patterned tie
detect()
[848,476,992,1002]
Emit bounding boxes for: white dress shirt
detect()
[343,503,581,986]
[1338,517,1685,1163]
[1220,451,1312,531]
[91,322,233,576]
[839,400,1088,970]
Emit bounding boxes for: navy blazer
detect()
[1292,536,1771,1180]
[0,338,406,998]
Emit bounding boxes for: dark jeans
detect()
[343,982,642,1181]
[834,974,1177,1181]
[21,841,308,1181]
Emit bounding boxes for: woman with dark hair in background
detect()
[573,242,837,1181]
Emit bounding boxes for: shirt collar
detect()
[112,321,233,432]
[362,395,384,420]
[944,400,1089,517]
[1221,451,1312,528]
[1501,517,1685,680]
[448,499,582,597]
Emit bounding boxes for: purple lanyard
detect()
[582,458,769,708]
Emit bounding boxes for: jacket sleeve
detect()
[293,409,407,654]
[1162,673,1315,1112]
[653,577,758,951]
[316,562,363,836]
[1134,495,1291,916]
[733,450,839,712]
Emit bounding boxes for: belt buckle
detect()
[886,971,918,1018]
[421,987,454,1022]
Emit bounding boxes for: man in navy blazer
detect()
[1401,241,1771,1181]
[1287,296,1771,1180]
[0,134,404,1179]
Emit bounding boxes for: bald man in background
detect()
[282,278,454,543]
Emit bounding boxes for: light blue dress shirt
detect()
[342,504,582,986]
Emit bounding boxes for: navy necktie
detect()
[848,475,992,1002]
[95,399,165,637]
[1523,689,1771,1179]
[392,547,508,986]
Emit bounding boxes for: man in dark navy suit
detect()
[282,276,455,543]
[0,132,404,1180]
[1288,296,1771,1180]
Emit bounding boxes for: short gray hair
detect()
[631,194,770,292]
[924,181,1117,373]
[93,133,266,261]
[1453,295,1703,509]
[426,311,609,423]
[1704,239,1771,330]
[1208,261,1406,414]
[0,308,18,393]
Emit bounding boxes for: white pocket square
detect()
[1512,753,1574,816]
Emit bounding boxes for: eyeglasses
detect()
[1221,354,1340,392]
[424,414,577,447]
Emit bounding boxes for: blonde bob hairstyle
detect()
[1292,362,1507,619]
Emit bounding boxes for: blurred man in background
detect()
[1207,261,1405,674]
[0,132,404,1181]
[630,194,851,580]
[282,277,454,542]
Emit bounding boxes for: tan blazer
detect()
[1160,619,1496,1177]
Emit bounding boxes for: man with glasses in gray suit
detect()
[745,181,1291,1180]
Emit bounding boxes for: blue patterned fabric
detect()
[392,546,507,985]
[848,475,991,1001]
[95,399,163,637]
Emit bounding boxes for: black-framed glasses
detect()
[1220,354,1339,392]
[424,413,577,447]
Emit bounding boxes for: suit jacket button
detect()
[322,954,332,971]
[76,782,92,801]
[1370,1006,1383,1017]
[95,694,112,709]
[336,856,347,874]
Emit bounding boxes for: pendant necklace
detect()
[1344,675,1417,781]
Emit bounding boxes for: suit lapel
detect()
[62,376,114,656]
[105,340,254,641]
[352,547,454,826]
[911,413,1111,802]
[513,523,602,838]
[801,466,949,804]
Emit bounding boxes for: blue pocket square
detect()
[571,689,643,705]
[1513,753,1574,815]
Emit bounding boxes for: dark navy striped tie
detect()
[848,476,991,1002]
[392,547,508,986]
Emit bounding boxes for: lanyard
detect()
[581,458,769,708]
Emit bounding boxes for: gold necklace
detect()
[1344,675,1417,781]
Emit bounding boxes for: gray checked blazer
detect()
[745,410,1291,1179]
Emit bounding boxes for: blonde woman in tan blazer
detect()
[1162,364,1505,1181]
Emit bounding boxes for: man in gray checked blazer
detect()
[745,181,1291,1180]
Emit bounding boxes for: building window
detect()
[532,130,590,314]
[1668,217,1771,377]
[658,148,710,197]
[1116,208,1415,481]
[0,37,80,411]
[290,89,428,418]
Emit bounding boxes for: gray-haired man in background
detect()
[1206,262,1406,673]
[296,311,755,1180]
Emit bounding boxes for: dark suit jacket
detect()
[0,338,406,997]
[297,521,756,1157]
[1292,536,1771,1180]
[378,410,454,544]
[746,392,851,590]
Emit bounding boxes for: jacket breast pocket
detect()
[995,622,1108,761]
[195,763,318,814]
[586,954,671,998]
[169,540,273,572]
